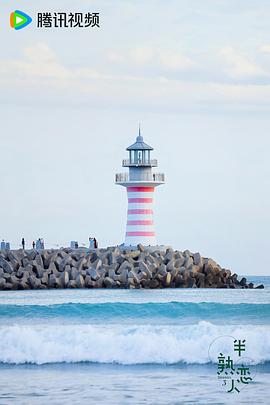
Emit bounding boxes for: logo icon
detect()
[10,10,32,30]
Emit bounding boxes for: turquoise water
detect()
[0,276,269,404]
[1,302,270,324]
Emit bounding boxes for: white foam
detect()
[0,321,269,365]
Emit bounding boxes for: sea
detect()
[0,276,269,405]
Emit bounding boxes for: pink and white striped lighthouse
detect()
[115,129,165,246]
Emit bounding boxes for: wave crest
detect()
[1,302,270,321]
[0,321,269,365]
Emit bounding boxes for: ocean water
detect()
[0,276,269,404]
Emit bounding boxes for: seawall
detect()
[0,245,264,290]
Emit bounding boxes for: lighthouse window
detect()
[130,150,135,164]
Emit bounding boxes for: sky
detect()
[0,0,270,275]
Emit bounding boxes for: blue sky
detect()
[0,1,270,275]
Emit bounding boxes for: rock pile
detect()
[0,245,264,290]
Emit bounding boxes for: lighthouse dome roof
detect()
[126,133,153,151]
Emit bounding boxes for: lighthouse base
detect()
[124,235,156,247]
[119,244,172,253]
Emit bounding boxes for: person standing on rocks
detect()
[36,238,41,250]
[94,238,98,249]
[22,238,25,250]
[32,241,35,249]
[89,237,95,249]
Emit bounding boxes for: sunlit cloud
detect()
[219,46,268,78]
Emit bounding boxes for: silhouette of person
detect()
[89,237,95,249]
[32,241,35,249]
[22,238,25,250]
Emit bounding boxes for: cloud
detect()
[129,47,155,64]
[107,51,126,63]
[1,42,270,112]
[159,50,195,70]
[108,47,196,71]
[259,44,270,54]
[219,46,268,78]
[15,43,72,80]
[0,43,107,83]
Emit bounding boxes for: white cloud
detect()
[259,44,270,54]
[159,50,195,70]
[108,47,196,71]
[1,42,270,111]
[129,47,155,64]
[0,43,72,80]
[15,43,71,80]
[0,43,106,82]
[219,46,268,78]
[107,51,126,63]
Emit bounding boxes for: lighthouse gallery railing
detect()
[115,173,165,183]
[122,159,158,167]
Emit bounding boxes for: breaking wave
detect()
[0,321,269,365]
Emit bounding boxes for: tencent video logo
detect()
[10,10,32,30]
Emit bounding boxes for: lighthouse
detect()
[115,129,165,247]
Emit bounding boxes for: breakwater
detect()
[0,245,263,290]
